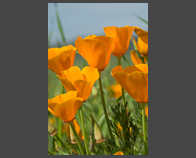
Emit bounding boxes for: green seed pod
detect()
[48,121,58,136]
[89,135,94,150]
[94,121,105,143]
[69,124,77,144]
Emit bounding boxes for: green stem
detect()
[69,122,85,155]
[117,55,128,154]
[114,134,120,147]
[121,88,125,107]
[80,106,90,155]
[100,142,108,155]
[117,56,126,107]
[54,135,71,154]
[48,150,55,155]
[57,84,64,144]
[57,118,62,146]
[98,71,113,139]
[141,103,148,155]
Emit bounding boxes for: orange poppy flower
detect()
[111,64,148,103]
[145,105,148,118]
[116,123,132,135]
[131,50,146,65]
[48,91,83,123]
[131,50,142,65]
[75,35,114,71]
[58,66,99,101]
[133,27,148,56]
[109,83,122,99]
[103,25,135,56]
[114,151,124,155]
[48,45,76,76]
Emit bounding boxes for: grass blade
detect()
[55,4,66,45]
[48,30,53,48]
[135,14,148,25]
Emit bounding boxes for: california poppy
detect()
[116,123,132,136]
[145,105,148,118]
[48,91,83,123]
[108,83,122,99]
[130,50,142,65]
[48,45,76,76]
[111,64,148,103]
[114,151,124,155]
[133,27,148,56]
[58,66,99,101]
[103,25,135,56]
[75,35,114,71]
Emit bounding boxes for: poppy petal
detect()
[54,98,83,122]
[48,54,71,76]
[82,66,99,86]
[124,64,148,74]
[58,76,76,92]
[61,66,83,85]
[130,50,142,65]
[127,72,148,102]
[59,45,76,66]
[75,39,107,70]
[74,80,92,101]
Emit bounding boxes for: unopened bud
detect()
[89,135,94,150]
[94,121,105,143]
[54,141,59,151]
[69,124,77,144]
[48,121,58,136]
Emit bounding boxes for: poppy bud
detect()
[94,121,105,143]
[89,135,94,151]
[48,121,58,136]
[69,124,77,144]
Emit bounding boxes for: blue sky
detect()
[48,3,148,46]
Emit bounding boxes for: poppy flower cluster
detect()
[48,25,148,155]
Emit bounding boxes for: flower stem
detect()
[54,134,71,154]
[141,103,148,155]
[98,71,113,139]
[80,106,91,155]
[69,122,85,155]
[117,55,126,107]
[116,55,128,154]
[57,83,64,144]
[48,150,55,155]
[100,142,108,155]
[57,118,62,146]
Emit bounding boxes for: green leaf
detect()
[48,30,53,48]
[55,4,66,45]
[122,55,131,66]
[135,14,148,25]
